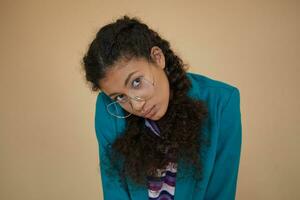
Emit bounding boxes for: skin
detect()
[99,46,170,120]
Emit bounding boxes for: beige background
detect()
[1,0,299,199]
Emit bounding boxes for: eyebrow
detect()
[108,71,138,98]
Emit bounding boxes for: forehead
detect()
[99,57,150,95]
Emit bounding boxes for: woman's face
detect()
[99,46,170,120]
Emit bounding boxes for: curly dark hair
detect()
[82,15,210,188]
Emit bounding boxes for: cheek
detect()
[120,104,131,113]
[156,74,170,99]
[120,104,140,116]
[156,76,170,111]
[162,77,170,101]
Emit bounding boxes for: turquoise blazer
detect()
[95,72,242,200]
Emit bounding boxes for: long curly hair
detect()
[82,15,210,187]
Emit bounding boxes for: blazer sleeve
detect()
[95,93,131,200]
[204,88,242,200]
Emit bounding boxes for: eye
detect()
[131,77,142,88]
[114,94,127,103]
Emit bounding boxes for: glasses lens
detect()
[106,101,131,118]
[128,77,154,101]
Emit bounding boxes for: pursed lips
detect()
[142,105,155,117]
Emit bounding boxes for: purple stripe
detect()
[165,171,176,177]
[145,119,160,137]
[164,176,176,187]
[148,173,177,188]
[148,119,160,134]
[148,183,163,191]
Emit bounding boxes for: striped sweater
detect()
[145,119,177,200]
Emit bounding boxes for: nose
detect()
[130,99,146,113]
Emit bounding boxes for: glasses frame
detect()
[106,75,155,119]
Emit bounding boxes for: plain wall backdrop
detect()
[0,0,299,199]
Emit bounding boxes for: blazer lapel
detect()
[174,160,199,200]
[127,179,148,200]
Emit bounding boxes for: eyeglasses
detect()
[106,75,155,118]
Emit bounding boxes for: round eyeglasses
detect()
[106,76,155,118]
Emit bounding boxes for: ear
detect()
[150,46,165,69]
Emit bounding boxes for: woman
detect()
[82,15,242,200]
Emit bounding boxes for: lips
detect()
[143,105,155,118]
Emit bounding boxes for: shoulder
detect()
[186,72,240,107]
[95,91,126,146]
[186,72,241,130]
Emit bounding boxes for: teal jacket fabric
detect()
[94,72,242,200]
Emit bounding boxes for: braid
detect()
[82,15,190,93]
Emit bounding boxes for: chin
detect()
[150,115,161,121]
[151,106,167,121]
